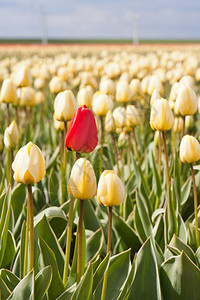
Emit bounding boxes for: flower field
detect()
[0,43,200,299]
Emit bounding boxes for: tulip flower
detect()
[49,76,67,94]
[68,158,97,283]
[126,105,140,160]
[14,66,32,87]
[98,170,125,300]
[150,98,174,212]
[150,98,174,132]
[150,89,161,106]
[147,75,164,96]
[113,107,126,129]
[174,85,198,137]
[116,80,131,103]
[54,90,78,122]
[92,92,113,117]
[180,135,200,248]
[129,78,141,101]
[0,78,18,125]
[65,105,98,153]
[77,87,93,108]
[12,141,45,275]
[4,120,19,186]
[99,78,115,96]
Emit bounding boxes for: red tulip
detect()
[65,105,98,153]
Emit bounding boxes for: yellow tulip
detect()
[12,142,46,184]
[18,87,35,107]
[113,107,126,128]
[173,117,183,133]
[68,158,97,200]
[54,90,77,122]
[150,89,161,106]
[14,66,32,87]
[147,75,164,96]
[180,135,200,164]
[0,78,17,104]
[49,76,67,94]
[116,80,131,103]
[77,87,93,108]
[99,78,115,96]
[174,85,197,116]
[92,92,113,117]
[126,105,140,128]
[150,98,174,131]
[105,110,116,134]
[4,120,19,150]
[97,170,125,206]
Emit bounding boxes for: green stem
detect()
[162,131,170,210]
[158,131,162,176]
[23,199,30,277]
[181,116,185,139]
[190,164,200,248]
[77,199,84,284]
[111,133,120,176]
[61,123,67,204]
[63,195,75,285]
[132,128,139,161]
[27,184,34,272]
[6,103,10,127]
[9,150,14,187]
[101,207,112,300]
[100,116,104,173]
[6,149,10,186]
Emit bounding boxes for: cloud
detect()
[0,0,199,39]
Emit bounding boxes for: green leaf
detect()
[11,184,26,222]
[93,253,110,292]
[160,251,200,300]
[188,222,200,251]
[195,247,200,268]
[95,249,131,300]
[0,188,12,267]
[34,215,65,276]
[166,235,196,264]
[149,151,162,197]
[46,146,60,171]
[83,200,101,231]
[7,270,34,300]
[68,220,86,286]
[39,237,65,300]
[117,256,136,300]
[181,177,192,207]
[0,269,20,292]
[48,168,60,205]
[20,221,26,279]
[71,264,93,300]
[0,277,11,299]
[35,266,52,300]
[112,210,141,252]
[136,191,153,239]
[1,230,16,267]
[128,238,162,300]
[86,228,104,264]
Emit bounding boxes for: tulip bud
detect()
[150,98,174,131]
[34,77,46,90]
[53,113,65,131]
[49,76,67,94]
[14,66,32,87]
[129,78,141,101]
[113,107,126,128]
[116,80,131,103]
[173,117,184,133]
[97,170,125,206]
[68,158,97,199]
[118,131,127,147]
[126,105,140,128]
[54,90,78,122]
[0,78,17,104]
[4,120,19,151]
[99,78,115,96]
[65,105,98,153]
[185,115,194,129]
[18,87,35,107]
[174,85,198,116]
[92,92,113,117]
[147,75,164,96]
[150,89,161,106]
[35,91,45,105]
[105,110,116,134]
[180,135,200,164]
[77,87,93,108]
[154,131,159,147]
[12,141,46,184]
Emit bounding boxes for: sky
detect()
[0,0,200,40]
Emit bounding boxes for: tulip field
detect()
[0,43,200,299]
